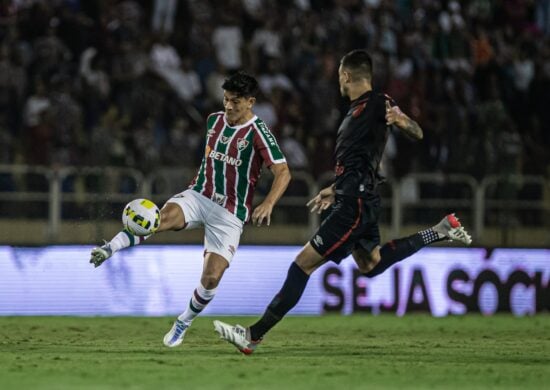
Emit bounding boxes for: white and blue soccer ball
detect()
[122,198,161,236]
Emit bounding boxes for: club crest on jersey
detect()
[237,138,249,151]
[213,192,226,205]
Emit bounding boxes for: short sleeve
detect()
[253,120,287,167]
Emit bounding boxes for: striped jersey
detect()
[189,112,286,222]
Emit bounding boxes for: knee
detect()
[201,273,222,290]
[370,250,381,266]
[358,251,381,277]
[159,204,185,231]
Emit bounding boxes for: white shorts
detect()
[166,189,243,264]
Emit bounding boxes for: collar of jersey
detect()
[350,90,372,107]
[223,113,258,129]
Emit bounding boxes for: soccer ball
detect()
[122,198,161,236]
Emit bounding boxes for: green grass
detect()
[0,315,549,390]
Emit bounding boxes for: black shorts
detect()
[309,194,381,264]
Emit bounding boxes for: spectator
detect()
[177,57,202,102]
[152,0,177,35]
[79,47,110,129]
[0,0,546,184]
[211,15,243,72]
[32,24,71,77]
[253,92,278,130]
[279,124,308,171]
[250,19,283,68]
[205,61,227,110]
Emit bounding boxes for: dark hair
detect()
[340,50,373,82]
[222,71,259,97]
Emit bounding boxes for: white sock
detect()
[178,284,217,325]
[109,230,151,253]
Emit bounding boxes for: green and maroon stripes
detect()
[191,113,223,193]
[191,113,224,196]
[189,288,213,314]
[122,229,136,246]
[189,113,286,223]
[234,128,256,221]
[122,229,148,246]
[213,126,237,201]
[224,125,251,215]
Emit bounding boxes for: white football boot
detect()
[213,320,260,355]
[90,241,113,267]
[433,213,472,245]
[163,319,189,347]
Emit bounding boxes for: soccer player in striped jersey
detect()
[90,72,291,347]
[214,50,472,355]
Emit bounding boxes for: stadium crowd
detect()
[0,0,549,182]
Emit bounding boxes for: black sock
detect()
[249,262,310,341]
[364,229,442,278]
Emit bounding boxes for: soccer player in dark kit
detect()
[214,49,472,354]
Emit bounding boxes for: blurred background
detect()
[0,0,549,247]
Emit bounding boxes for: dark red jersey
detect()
[334,91,393,197]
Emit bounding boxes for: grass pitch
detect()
[0,315,549,389]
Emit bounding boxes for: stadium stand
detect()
[0,0,548,246]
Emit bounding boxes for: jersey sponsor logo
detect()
[208,150,242,166]
[236,138,249,151]
[220,135,230,144]
[207,129,216,137]
[313,235,324,247]
[257,122,277,147]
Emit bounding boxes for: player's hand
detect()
[251,201,274,226]
[306,191,335,214]
[385,100,405,127]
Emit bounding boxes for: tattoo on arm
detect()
[398,116,423,140]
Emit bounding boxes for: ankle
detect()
[247,327,262,343]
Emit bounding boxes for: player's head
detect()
[338,50,373,97]
[222,71,259,125]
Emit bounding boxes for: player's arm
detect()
[385,101,423,140]
[251,162,291,226]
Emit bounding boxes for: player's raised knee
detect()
[353,248,381,277]
[159,203,186,231]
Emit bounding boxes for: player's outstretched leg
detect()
[363,213,471,278]
[90,229,150,267]
[90,201,185,267]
